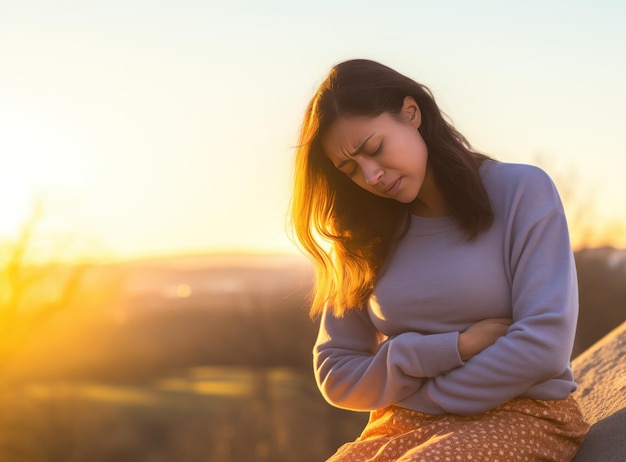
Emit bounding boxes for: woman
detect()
[290,59,589,461]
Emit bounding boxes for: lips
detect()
[384,177,401,195]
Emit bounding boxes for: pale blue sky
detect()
[1,0,624,260]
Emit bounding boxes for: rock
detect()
[572,320,626,425]
[572,321,626,461]
[572,408,626,462]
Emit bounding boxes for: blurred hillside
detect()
[3,253,316,383]
[3,247,625,384]
[573,247,626,356]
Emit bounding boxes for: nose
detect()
[362,160,384,186]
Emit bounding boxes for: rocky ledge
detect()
[572,321,626,461]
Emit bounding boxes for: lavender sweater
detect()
[314,160,579,416]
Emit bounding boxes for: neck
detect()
[412,166,449,217]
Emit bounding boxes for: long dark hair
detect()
[291,59,492,317]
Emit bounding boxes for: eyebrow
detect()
[336,133,375,169]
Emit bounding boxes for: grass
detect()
[0,366,368,462]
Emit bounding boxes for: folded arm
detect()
[399,207,578,415]
[314,306,464,411]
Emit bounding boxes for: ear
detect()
[401,96,421,129]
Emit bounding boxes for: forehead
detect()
[321,114,385,159]
[323,115,376,147]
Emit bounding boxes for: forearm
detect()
[315,308,464,411]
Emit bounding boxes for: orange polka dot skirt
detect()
[327,396,589,462]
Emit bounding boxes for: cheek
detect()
[395,127,425,155]
[394,139,426,168]
[409,133,428,163]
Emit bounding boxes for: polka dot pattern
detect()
[327,396,589,462]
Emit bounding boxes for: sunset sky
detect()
[1,0,625,262]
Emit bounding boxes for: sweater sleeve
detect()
[398,168,578,415]
[314,305,464,411]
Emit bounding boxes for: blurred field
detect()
[0,250,624,461]
[0,367,366,462]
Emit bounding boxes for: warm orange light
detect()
[177,284,191,298]
[569,219,626,251]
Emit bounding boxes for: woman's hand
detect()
[458,318,513,361]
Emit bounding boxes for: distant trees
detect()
[534,155,626,250]
[0,203,85,380]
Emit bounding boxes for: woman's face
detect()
[321,97,428,204]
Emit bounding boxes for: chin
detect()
[395,191,419,204]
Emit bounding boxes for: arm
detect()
[314,305,464,411]
[458,317,512,361]
[399,177,578,415]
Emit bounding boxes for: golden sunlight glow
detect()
[0,97,100,261]
[0,0,623,263]
[0,174,31,238]
[177,284,192,298]
[26,383,160,406]
[77,384,161,405]
[156,377,252,397]
[368,295,386,321]
[570,224,626,250]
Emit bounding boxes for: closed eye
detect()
[344,162,358,178]
[341,142,382,177]
[372,142,383,156]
